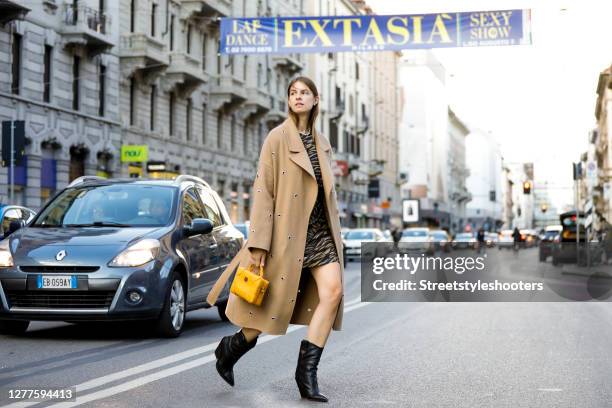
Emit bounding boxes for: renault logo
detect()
[56,250,67,261]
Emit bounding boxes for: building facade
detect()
[594,65,611,232]
[447,108,471,234]
[118,0,305,223]
[465,130,504,231]
[0,0,121,209]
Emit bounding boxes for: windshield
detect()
[430,232,447,239]
[402,230,427,237]
[235,224,248,237]
[345,231,374,240]
[456,233,473,239]
[32,184,177,228]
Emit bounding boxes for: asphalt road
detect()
[1,248,612,407]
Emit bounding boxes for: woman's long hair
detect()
[287,76,319,133]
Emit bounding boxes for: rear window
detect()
[402,230,428,237]
[345,231,374,240]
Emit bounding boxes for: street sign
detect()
[584,200,593,214]
[121,145,148,163]
[1,120,25,167]
[402,199,420,223]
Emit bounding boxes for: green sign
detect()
[121,145,148,163]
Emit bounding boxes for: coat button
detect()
[307,308,312,312]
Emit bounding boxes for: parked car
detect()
[552,211,586,266]
[452,232,476,249]
[343,228,387,261]
[399,227,430,252]
[539,225,562,262]
[485,232,498,248]
[498,229,515,249]
[427,230,451,254]
[520,229,538,248]
[0,175,243,337]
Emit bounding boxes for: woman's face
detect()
[288,81,318,116]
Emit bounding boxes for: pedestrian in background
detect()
[207,76,344,403]
[476,227,485,254]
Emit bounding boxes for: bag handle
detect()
[247,264,265,277]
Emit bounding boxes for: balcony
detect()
[329,99,345,121]
[272,54,303,74]
[180,0,231,20]
[210,74,247,113]
[265,97,285,128]
[60,3,113,56]
[119,34,169,83]
[164,52,209,96]
[244,88,270,121]
[0,0,30,24]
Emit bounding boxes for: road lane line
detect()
[3,297,365,408]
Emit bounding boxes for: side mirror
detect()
[184,218,214,237]
[6,220,22,237]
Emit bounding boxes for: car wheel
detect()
[539,253,546,262]
[217,299,229,322]
[156,272,186,338]
[0,320,30,335]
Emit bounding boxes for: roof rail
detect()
[174,175,211,189]
[67,176,107,188]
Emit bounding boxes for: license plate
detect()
[37,275,77,289]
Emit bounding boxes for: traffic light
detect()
[523,181,532,194]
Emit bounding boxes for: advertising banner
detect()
[220,9,532,55]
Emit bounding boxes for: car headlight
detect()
[0,239,13,267]
[109,239,160,267]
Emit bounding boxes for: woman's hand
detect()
[246,248,267,268]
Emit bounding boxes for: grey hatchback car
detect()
[0,175,242,337]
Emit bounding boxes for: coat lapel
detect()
[313,128,334,200]
[282,118,334,199]
[284,119,316,181]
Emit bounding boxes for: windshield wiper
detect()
[65,222,131,228]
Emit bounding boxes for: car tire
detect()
[156,271,186,338]
[0,320,30,335]
[217,298,229,322]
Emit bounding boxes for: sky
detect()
[371,0,612,210]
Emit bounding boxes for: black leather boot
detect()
[214,330,258,386]
[295,339,328,402]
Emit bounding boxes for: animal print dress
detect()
[298,129,339,268]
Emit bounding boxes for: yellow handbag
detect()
[230,264,269,306]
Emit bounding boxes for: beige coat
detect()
[206,118,344,335]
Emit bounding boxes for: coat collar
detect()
[281,118,334,200]
[283,118,331,154]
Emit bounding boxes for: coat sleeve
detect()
[246,137,275,253]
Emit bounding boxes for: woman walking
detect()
[206,76,344,403]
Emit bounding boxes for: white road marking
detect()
[3,297,367,408]
[537,388,563,392]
